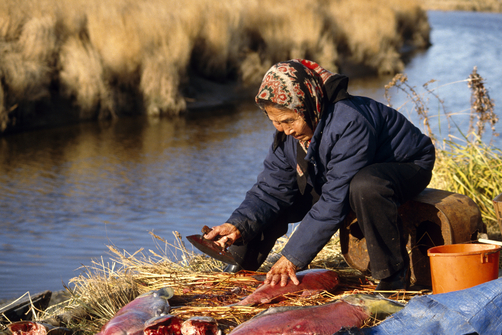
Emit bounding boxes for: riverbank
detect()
[421,0,502,12]
[0,0,430,134]
[2,1,501,135]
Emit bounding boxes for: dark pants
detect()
[229,162,432,278]
[349,162,432,279]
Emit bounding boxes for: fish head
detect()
[342,294,404,320]
[156,287,175,300]
[138,287,175,316]
[139,287,174,300]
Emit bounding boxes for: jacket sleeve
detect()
[226,137,298,243]
[281,110,378,269]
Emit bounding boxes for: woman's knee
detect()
[349,166,393,203]
[349,171,370,198]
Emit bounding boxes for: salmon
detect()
[235,269,339,306]
[96,287,174,335]
[229,294,404,335]
[229,300,367,334]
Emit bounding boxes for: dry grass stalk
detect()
[1,292,42,325]
[384,73,449,143]
[467,66,498,140]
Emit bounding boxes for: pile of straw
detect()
[38,231,414,335]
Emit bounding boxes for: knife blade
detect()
[186,226,238,265]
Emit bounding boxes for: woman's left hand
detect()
[264,256,300,287]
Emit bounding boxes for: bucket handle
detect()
[481,250,499,263]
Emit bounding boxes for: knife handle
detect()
[201,225,223,241]
[201,225,229,248]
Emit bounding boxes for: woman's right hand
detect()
[203,223,241,250]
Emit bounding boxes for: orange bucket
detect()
[428,243,500,294]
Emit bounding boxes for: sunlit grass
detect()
[432,137,502,229]
[0,0,429,132]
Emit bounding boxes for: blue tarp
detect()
[337,277,502,335]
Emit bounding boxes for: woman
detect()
[204,59,435,291]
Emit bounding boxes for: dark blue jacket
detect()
[227,96,435,268]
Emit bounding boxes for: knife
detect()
[186,226,238,265]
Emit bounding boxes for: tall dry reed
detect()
[432,137,502,229]
[0,0,430,133]
[385,67,501,230]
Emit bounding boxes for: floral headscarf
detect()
[255,59,350,150]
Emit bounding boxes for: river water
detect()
[1,11,501,301]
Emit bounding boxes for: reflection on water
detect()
[0,103,275,300]
[1,10,502,301]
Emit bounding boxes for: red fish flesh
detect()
[235,269,339,306]
[180,316,220,335]
[229,300,369,334]
[143,314,183,335]
[229,294,404,335]
[96,287,174,335]
[143,315,220,335]
[8,321,71,335]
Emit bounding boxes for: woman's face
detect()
[265,106,314,141]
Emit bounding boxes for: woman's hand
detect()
[264,256,300,287]
[204,223,241,249]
